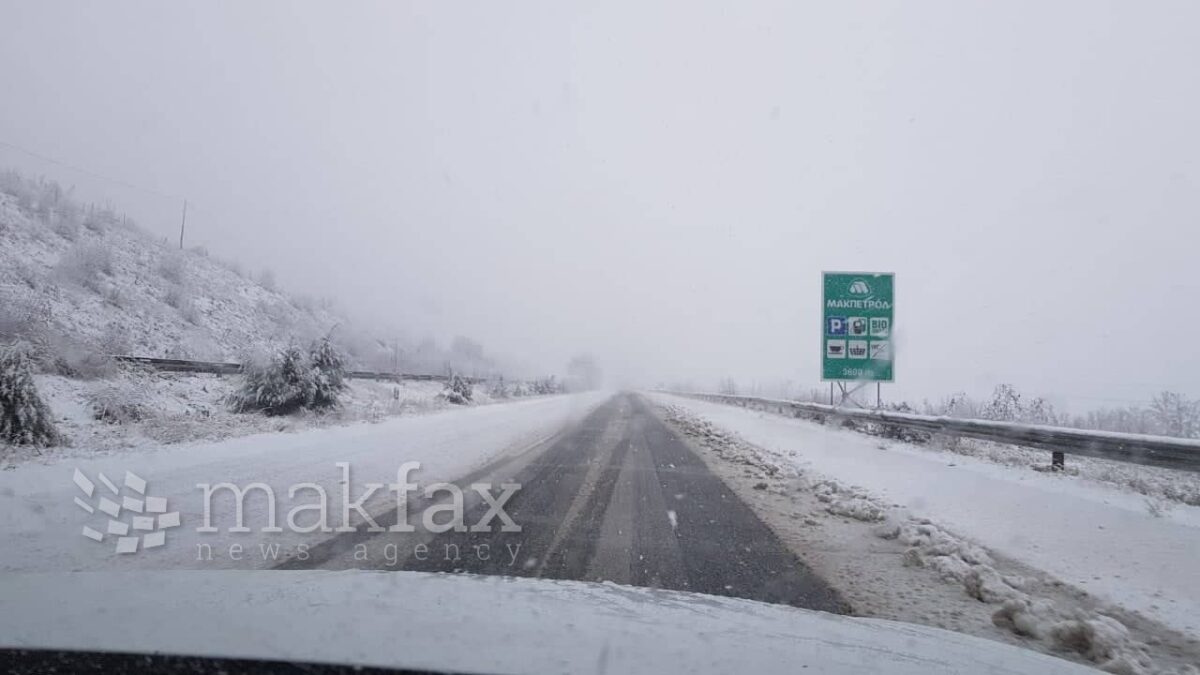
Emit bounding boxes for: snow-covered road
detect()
[0,393,607,572]
[650,393,1200,637]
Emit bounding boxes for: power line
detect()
[0,138,200,247]
[0,139,249,237]
[0,139,186,203]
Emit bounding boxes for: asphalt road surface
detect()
[281,392,846,613]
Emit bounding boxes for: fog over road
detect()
[285,392,846,613]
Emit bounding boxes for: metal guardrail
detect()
[672,392,1200,473]
[114,356,243,375]
[113,356,483,384]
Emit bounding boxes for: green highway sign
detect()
[821,272,894,382]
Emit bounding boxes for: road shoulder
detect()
[644,395,1200,675]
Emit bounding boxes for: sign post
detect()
[821,272,894,405]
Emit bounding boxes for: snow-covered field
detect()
[649,393,1200,675]
[2,371,453,464]
[0,391,606,573]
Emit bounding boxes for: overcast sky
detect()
[2,1,1197,410]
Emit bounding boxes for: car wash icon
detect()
[73,469,180,554]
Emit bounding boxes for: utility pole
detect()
[178,199,188,250]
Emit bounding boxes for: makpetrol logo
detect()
[848,279,871,296]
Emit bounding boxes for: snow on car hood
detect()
[0,570,1093,674]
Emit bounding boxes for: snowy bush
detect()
[45,341,119,380]
[97,324,133,356]
[101,284,128,309]
[12,260,43,289]
[163,283,187,309]
[441,373,473,405]
[308,337,346,409]
[55,241,114,292]
[0,293,49,344]
[0,171,72,219]
[531,376,561,395]
[229,346,312,416]
[0,298,116,379]
[82,207,119,235]
[158,252,188,285]
[0,341,61,446]
[488,377,509,399]
[51,211,81,241]
[228,338,346,416]
[88,383,151,424]
[163,284,200,323]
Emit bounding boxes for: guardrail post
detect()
[1051,451,1065,471]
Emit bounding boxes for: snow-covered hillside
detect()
[0,172,556,460]
[0,180,345,366]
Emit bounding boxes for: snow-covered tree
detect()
[228,339,346,416]
[1149,391,1199,438]
[531,376,560,395]
[1022,396,1060,425]
[308,337,346,409]
[488,376,509,399]
[0,341,61,446]
[229,345,312,416]
[441,373,473,405]
[982,384,1023,421]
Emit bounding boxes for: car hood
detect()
[0,570,1092,674]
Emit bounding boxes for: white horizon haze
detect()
[2,0,1197,412]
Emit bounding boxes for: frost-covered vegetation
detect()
[227,339,347,416]
[0,170,534,381]
[716,377,1200,441]
[0,342,60,446]
[696,381,1200,507]
[440,373,473,405]
[0,170,348,369]
[0,169,572,454]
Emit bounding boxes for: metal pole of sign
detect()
[829,382,834,405]
[877,382,881,409]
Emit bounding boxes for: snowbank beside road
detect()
[0,392,607,573]
[650,393,1200,638]
[6,373,449,462]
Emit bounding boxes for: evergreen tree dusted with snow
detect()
[0,341,61,446]
[228,338,347,416]
[441,373,473,405]
[309,337,346,410]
